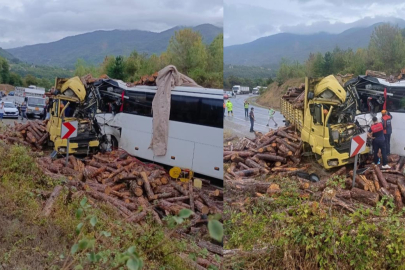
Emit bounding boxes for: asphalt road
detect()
[224,94,285,138]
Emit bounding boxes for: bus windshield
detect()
[27,97,46,108]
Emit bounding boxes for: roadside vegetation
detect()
[0,141,219,269]
[275,23,405,85]
[224,176,405,269]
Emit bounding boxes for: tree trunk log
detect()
[350,187,379,206]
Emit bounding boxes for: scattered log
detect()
[350,188,379,206]
[256,153,286,163]
[42,185,63,217]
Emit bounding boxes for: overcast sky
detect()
[224,0,405,46]
[0,0,223,49]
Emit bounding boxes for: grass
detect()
[0,142,211,269]
[224,176,405,270]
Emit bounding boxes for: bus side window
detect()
[199,98,223,128]
[123,91,153,117]
[170,95,200,125]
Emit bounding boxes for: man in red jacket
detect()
[368,116,390,169]
[381,110,392,155]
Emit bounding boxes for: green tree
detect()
[276,58,305,84]
[312,53,325,77]
[208,34,223,73]
[166,29,208,74]
[107,56,125,80]
[323,51,333,75]
[8,72,23,86]
[23,74,38,86]
[368,23,405,73]
[0,57,10,84]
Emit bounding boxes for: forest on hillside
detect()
[275,23,405,84]
[74,29,223,89]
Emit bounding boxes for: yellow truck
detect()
[47,76,101,155]
[280,75,369,169]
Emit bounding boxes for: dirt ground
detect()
[256,78,304,109]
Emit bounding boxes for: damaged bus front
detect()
[47,77,101,155]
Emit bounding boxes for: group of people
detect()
[368,110,393,169]
[223,99,278,133]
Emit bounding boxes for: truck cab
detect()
[47,77,100,155]
[302,76,369,168]
[281,75,369,169]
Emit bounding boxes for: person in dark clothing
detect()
[249,107,255,132]
[368,116,390,169]
[20,102,28,121]
[381,110,392,155]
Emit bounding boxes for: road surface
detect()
[224,94,285,138]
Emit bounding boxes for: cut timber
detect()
[374,165,389,189]
[235,168,260,177]
[394,187,403,209]
[256,153,286,163]
[223,151,254,158]
[371,171,381,191]
[197,240,222,255]
[277,130,298,142]
[350,187,379,206]
[397,178,405,199]
[276,138,296,152]
[140,171,156,200]
[42,185,63,217]
[171,181,189,196]
[189,181,195,212]
[195,200,209,214]
[158,200,183,215]
[127,211,147,223]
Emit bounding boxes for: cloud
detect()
[0,0,223,48]
[224,0,405,46]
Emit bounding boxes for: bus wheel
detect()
[100,135,118,152]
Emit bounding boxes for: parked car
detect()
[8,91,14,96]
[224,93,229,99]
[3,102,19,118]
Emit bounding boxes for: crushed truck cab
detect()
[47,77,100,155]
[281,75,369,169]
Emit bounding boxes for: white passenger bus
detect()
[94,79,223,180]
[346,75,405,156]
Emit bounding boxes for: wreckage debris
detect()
[35,150,223,262]
[0,120,49,150]
[224,126,306,180]
[126,72,159,87]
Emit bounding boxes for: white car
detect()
[2,102,19,118]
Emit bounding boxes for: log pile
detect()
[37,150,223,242]
[282,84,305,109]
[126,72,158,87]
[0,120,49,150]
[224,126,306,180]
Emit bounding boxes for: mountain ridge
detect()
[7,24,222,68]
[224,20,405,66]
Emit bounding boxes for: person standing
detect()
[20,102,28,122]
[368,116,390,169]
[244,101,249,117]
[381,110,392,155]
[223,101,226,117]
[266,107,278,127]
[226,100,233,116]
[249,107,255,132]
[0,102,4,122]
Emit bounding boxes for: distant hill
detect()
[224,21,405,66]
[7,24,222,68]
[0,47,19,63]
